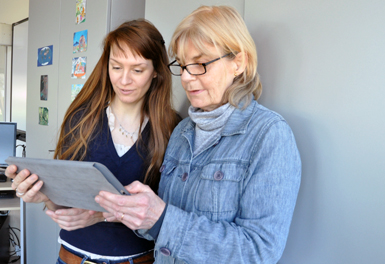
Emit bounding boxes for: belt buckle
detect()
[84,261,98,264]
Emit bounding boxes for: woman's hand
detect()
[103,211,118,222]
[6,165,50,204]
[95,181,166,230]
[45,208,106,231]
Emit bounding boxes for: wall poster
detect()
[73,29,88,53]
[76,0,86,24]
[37,45,53,67]
[71,57,87,79]
[71,84,84,101]
[38,107,49,126]
[40,75,48,100]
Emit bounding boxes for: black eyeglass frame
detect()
[168,52,232,76]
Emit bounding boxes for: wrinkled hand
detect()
[46,208,105,231]
[95,181,165,230]
[6,164,49,204]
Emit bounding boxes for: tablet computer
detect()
[5,156,129,212]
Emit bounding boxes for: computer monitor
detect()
[0,122,17,167]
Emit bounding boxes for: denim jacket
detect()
[140,99,301,264]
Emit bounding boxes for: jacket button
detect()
[181,172,188,182]
[159,247,171,256]
[159,165,165,173]
[214,171,224,181]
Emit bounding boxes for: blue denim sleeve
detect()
[147,204,168,240]
[154,120,301,264]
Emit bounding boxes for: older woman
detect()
[96,5,301,264]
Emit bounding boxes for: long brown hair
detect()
[54,20,180,190]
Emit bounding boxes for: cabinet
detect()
[0,179,23,264]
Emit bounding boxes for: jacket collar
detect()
[221,99,256,136]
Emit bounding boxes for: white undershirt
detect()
[106,106,148,157]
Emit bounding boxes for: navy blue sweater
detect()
[60,111,154,256]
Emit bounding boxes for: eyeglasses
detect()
[168,53,232,76]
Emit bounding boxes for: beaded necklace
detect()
[118,123,139,141]
[111,107,140,142]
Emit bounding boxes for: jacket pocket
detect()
[158,160,177,200]
[194,163,245,221]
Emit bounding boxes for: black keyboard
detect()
[0,173,6,182]
[0,191,14,198]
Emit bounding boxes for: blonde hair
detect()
[169,5,262,107]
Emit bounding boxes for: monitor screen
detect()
[0,122,17,167]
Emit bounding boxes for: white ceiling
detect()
[0,0,29,24]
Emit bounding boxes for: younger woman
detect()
[7,19,180,264]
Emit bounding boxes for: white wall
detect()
[0,0,28,124]
[145,0,244,117]
[26,1,62,262]
[0,46,7,121]
[245,0,385,263]
[11,20,28,132]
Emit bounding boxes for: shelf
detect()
[0,180,13,191]
[0,198,20,210]
[0,181,20,210]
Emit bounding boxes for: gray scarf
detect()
[189,103,235,156]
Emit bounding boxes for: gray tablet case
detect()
[5,156,129,212]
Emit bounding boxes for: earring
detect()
[234,72,238,77]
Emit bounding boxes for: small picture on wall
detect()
[71,84,84,101]
[40,75,48,100]
[38,107,49,126]
[37,45,53,67]
[73,30,88,53]
[76,0,86,25]
[71,57,87,79]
